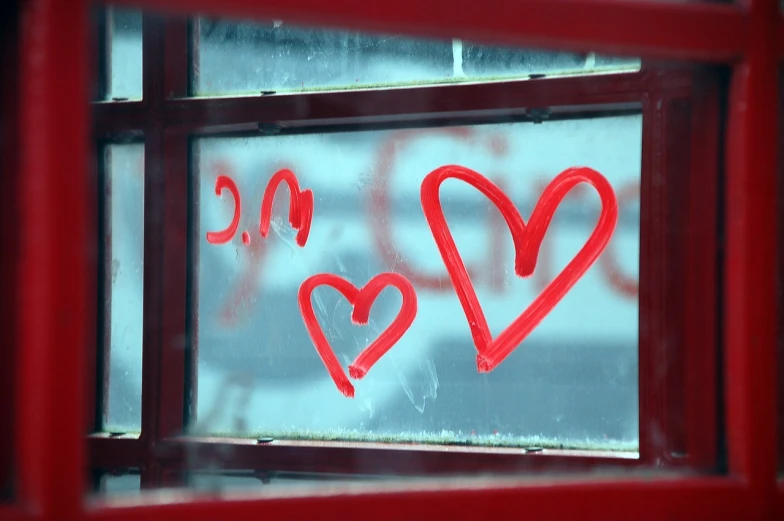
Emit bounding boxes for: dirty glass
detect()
[193,18,641,96]
[104,143,144,432]
[107,8,142,100]
[192,114,641,451]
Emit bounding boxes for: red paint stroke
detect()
[241,230,251,245]
[420,165,618,373]
[532,179,590,293]
[259,169,313,247]
[534,179,639,299]
[205,174,242,244]
[598,182,639,298]
[298,273,418,398]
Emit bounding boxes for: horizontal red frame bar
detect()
[86,477,748,521]
[93,69,687,135]
[139,437,638,476]
[105,0,746,62]
[88,436,145,469]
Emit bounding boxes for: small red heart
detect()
[298,273,418,397]
[420,165,618,373]
[260,168,313,246]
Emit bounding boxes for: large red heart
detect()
[420,165,618,373]
[298,273,418,397]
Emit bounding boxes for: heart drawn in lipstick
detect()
[298,272,418,397]
[420,165,618,373]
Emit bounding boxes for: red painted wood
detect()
[17,0,90,516]
[106,0,745,62]
[724,0,779,518]
[86,477,747,521]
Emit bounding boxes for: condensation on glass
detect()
[193,18,641,96]
[192,115,641,451]
[106,8,142,100]
[104,143,144,432]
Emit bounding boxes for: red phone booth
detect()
[0,0,782,520]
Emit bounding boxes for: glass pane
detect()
[193,18,640,96]
[104,143,144,432]
[99,472,141,496]
[193,115,641,450]
[186,471,400,493]
[107,8,142,100]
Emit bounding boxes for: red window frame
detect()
[87,11,723,480]
[2,0,782,520]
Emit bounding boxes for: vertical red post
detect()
[17,0,89,516]
[724,0,779,516]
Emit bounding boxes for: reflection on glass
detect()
[105,143,144,432]
[192,115,641,450]
[107,8,142,100]
[194,18,640,96]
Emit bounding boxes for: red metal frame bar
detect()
[136,15,190,489]
[138,436,639,475]
[93,68,683,134]
[17,0,90,517]
[86,477,747,521]
[89,436,145,470]
[724,0,780,516]
[637,69,720,470]
[107,0,746,62]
